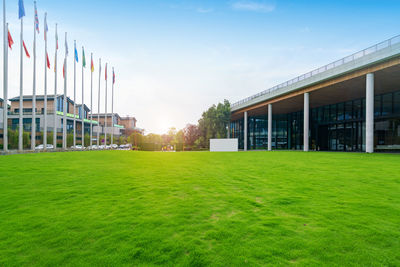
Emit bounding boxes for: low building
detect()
[5,94,99,145]
[90,113,124,136]
[230,35,400,153]
[119,116,144,135]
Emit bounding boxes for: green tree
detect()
[197,99,231,148]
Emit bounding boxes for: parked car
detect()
[98,145,105,150]
[70,145,84,150]
[35,144,54,150]
[119,144,131,150]
[90,145,98,150]
[105,145,111,149]
[111,144,118,149]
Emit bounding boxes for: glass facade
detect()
[11,118,40,132]
[231,90,400,152]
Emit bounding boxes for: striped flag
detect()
[91,57,94,72]
[82,48,86,68]
[34,2,39,33]
[23,41,30,58]
[8,30,14,49]
[44,14,48,41]
[74,46,78,62]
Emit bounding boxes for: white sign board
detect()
[210,139,238,152]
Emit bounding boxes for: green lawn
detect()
[0,151,399,266]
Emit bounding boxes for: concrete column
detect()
[268,104,272,151]
[366,73,374,153]
[304,92,309,152]
[244,111,248,151]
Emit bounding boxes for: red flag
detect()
[46,53,50,69]
[23,41,30,58]
[8,30,14,49]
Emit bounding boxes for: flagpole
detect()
[3,10,8,152]
[18,17,23,151]
[43,12,48,151]
[73,40,76,149]
[97,58,101,147]
[104,63,107,148]
[62,32,67,150]
[90,53,93,149]
[81,46,84,149]
[111,67,114,147]
[31,1,37,151]
[53,23,57,150]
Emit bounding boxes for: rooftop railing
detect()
[231,34,400,108]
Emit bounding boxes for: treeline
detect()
[128,100,231,151]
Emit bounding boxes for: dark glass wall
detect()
[231,89,400,152]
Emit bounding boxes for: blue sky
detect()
[3,0,400,133]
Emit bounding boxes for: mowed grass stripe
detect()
[0,151,399,266]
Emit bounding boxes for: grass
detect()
[0,151,399,266]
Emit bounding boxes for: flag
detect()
[91,57,94,72]
[8,30,14,49]
[44,14,48,41]
[74,46,78,62]
[113,70,115,84]
[82,48,86,68]
[23,41,30,58]
[46,53,50,69]
[18,0,25,19]
[105,64,107,80]
[34,2,39,33]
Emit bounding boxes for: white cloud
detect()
[231,1,275,12]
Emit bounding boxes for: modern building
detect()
[119,116,144,135]
[90,113,124,136]
[1,92,141,149]
[230,35,400,153]
[4,94,99,146]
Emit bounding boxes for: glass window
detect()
[330,104,337,122]
[345,101,353,120]
[318,107,324,123]
[323,106,330,122]
[382,93,392,116]
[374,94,382,117]
[353,99,362,119]
[337,103,344,121]
[394,92,400,114]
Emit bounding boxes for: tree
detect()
[197,99,231,148]
[183,124,200,147]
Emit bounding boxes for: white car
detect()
[105,145,111,149]
[111,144,118,149]
[90,145,98,150]
[35,144,54,150]
[98,145,105,150]
[71,145,83,150]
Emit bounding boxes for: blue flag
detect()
[18,0,25,19]
[74,47,78,62]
